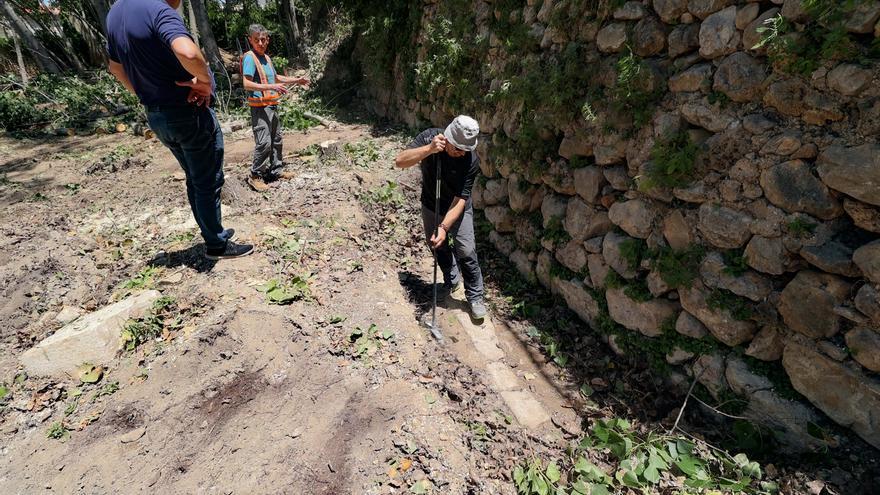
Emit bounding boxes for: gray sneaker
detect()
[469,299,488,320]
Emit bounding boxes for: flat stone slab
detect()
[500,390,552,429]
[486,362,520,391]
[455,312,505,361]
[20,290,162,377]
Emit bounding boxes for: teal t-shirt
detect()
[242,52,276,98]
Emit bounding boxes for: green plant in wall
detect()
[754,0,864,75]
[641,131,700,190]
[722,250,750,277]
[707,288,754,321]
[608,48,664,130]
[649,245,706,289]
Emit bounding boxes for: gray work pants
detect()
[250,105,282,178]
[421,202,485,303]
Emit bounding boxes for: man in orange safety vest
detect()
[242,23,309,192]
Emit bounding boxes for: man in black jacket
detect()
[395,116,487,320]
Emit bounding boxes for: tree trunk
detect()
[189,0,222,72]
[13,31,28,85]
[186,0,199,47]
[0,0,62,73]
[279,0,303,62]
[85,0,110,35]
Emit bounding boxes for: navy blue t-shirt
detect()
[106,0,211,106]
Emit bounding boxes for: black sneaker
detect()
[222,228,236,241]
[205,241,254,260]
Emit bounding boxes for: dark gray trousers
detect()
[250,105,282,178]
[421,202,485,303]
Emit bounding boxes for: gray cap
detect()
[444,115,479,152]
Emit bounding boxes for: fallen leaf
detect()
[400,458,413,472]
[77,363,103,384]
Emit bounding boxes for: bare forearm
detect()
[170,37,211,82]
[441,197,467,228]
[108,61,135,94]
[243,77,270,91]
[395,145,433,169]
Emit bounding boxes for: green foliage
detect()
[542,216,571,244]
[277,95,323,130]
[120,296,179,352]
[642,131,699,190]
[648,245,705,289]
[722,250,750,277]
[755,1,865,75]
[515,418,770,494]
[257,276,311,304]
[619,238,647,271]
[121,267,160,290]
[623,278,652,302]
[0,72,140,133]
[367,181,404,205]
[349,323,394,359]
[342,140,382,168]
[0,88,46,131]
[46,422,70,441]
[787,217,817,238]
[608,49,664,129]
[706,289,754,321]
[526,326,571,367]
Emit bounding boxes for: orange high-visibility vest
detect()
[242,51,281,107]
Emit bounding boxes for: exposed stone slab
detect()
[556,279,601,327]
[679,282,756,346]
[700,252,773,302]
[606,288,679,337]
[778,271,850,340]
[760,160,842,220]
[817,144,880,207]
[845,327,880,372]
[21,290,162,377]
[456,312,505,362]
[500,391,551,429]
[486,362,521,391]
[783,340,880,449]
[725,357,825,452]
[698,203,753,249]
[853,240,880,284]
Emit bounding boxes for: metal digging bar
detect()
[424,158,445,342]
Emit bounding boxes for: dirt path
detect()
[0,123,581,495]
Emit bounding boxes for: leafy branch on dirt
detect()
[257,276,312,304]
[515,418,774,495]
[120,296,181,352]
[348,323,394,360]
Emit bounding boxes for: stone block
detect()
[21,290,162,377]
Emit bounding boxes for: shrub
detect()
[642,131,699,190]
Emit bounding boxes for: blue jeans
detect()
[146,106,230,250]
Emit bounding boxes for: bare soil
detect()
[0,119,876,494]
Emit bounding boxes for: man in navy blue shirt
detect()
[106,0,253,260]
[395,116,487,320]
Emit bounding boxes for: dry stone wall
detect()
[355,0,880,451]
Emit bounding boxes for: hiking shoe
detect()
[269,168,296,180]
[445,281,465,302]
[247,175,271,192]
[205,241,254,260]
[469,299,488,320]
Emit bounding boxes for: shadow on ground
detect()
[147,244,217,273]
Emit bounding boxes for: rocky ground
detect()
[0,116,876,494]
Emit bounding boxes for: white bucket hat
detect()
[444,115,479,152]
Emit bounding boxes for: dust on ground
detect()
[0,117,876,494]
